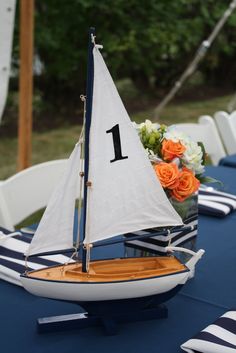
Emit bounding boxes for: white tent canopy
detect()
[0,0,16,123]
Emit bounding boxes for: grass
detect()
[133,94,232,125]
[0,125,81,179]
[0,93,232,180]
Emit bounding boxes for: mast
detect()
[82,27,95,272]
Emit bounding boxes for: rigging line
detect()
[24,256,29,274]
[154,0,236,120]
[60,246,78,275]
[84,176,92,271]
[85,243,92,272]
[27,225,196,258]
[75,95,86,248]
[167,228,171,247]
[81,224,196,249]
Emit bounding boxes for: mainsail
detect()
[26,44,183,257]
[26,144,82,256]
[83,47,183,245]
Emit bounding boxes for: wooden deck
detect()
[27,256,187,283]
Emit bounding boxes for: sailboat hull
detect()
[20,256,190,311]
[78,284,184,315]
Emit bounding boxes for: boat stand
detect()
[37,304,168,336]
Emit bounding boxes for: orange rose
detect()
[154,162,180,189]
[161,139,186,161]
[171,168,200,202]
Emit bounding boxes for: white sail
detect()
[26,144,82,256]
[84,47,183,245]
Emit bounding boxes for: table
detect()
[219,154,236,168]
[0,166,235,353]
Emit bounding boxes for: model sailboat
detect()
[21,29,204,313]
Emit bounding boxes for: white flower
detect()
[182,140,205,175]
[135,119,160,133]
[144,148,155,156]
[164,125,205,175]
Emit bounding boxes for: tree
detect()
[11,0,236,122]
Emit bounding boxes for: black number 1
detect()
[106,124,128,163]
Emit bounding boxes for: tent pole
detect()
[17,0,34,171]
[154,0,236,120]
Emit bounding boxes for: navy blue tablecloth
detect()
[0,165,235,353]
[219,154,236,168]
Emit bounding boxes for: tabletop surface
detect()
[0,165,235,353]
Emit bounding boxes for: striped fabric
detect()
[199,187,236,217]
[125,214,197,255]
[0,228,73,286]
[181,310,236,353]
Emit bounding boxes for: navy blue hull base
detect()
[78,283,184,316]
[37,284,183,335]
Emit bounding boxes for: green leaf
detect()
[197,141,206,165]
[198,176,223,187]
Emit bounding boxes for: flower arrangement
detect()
[134,119,206,202]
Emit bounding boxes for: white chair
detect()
[0,159,67,230]
[214,111,236,155]
[174,115,226,165]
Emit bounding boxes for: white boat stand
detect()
[37,304,168,336]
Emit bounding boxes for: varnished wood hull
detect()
[20,256,190,307]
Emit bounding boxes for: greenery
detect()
[4,0,236,130]
[0,93,232,180]
[31,0,236,91]
[2,2,236,225]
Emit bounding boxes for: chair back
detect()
[214,111,236,155]
[173,115,226,165]
[0,159,67,230]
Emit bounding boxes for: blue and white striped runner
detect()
[125,214,197,254]
[181,310,236,353]
[0,228,73,286]
[199,187,236,217]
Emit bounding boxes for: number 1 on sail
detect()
[106,124,128,163]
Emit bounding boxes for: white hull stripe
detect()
[21,270,189,302]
